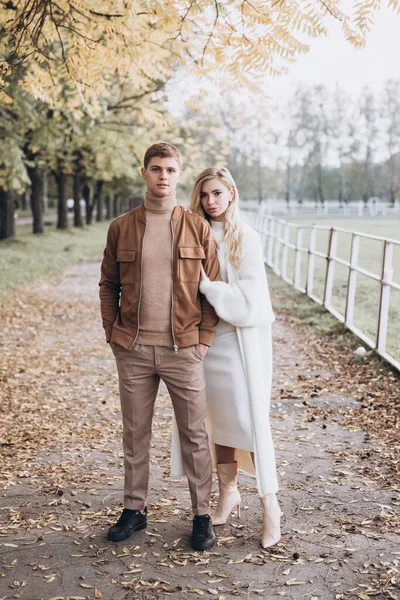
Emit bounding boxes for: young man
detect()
[99,142,220,551]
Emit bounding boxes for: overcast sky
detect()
[264,6,400,101]
[169,5,400,111]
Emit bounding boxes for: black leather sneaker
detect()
[191,514,216,551]
[107,507,147,542]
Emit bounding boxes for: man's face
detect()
[141,156,182,198]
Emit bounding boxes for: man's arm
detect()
[199,220,221,348]
[99,222,121,342]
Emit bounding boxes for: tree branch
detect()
[318,0,343,22]
[89,9,124,19]
[202,0,219,64]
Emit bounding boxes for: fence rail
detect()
[243,211,400,372]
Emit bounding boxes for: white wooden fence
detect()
[243,211,400,372]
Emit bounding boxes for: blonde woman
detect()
[189,166,281,548]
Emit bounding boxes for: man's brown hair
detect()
[143,142,182,169]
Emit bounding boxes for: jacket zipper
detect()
[170,220,178,352]
[130,222,147,350]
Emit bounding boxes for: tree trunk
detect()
[82,183,93,225]
[363,146,375,206]
[317,163,325,206]
[338,181,343,208]
[0,188,16,240]
[388,156,396,205]
[257,160,263,205]
[285,189,290,207]
[73,170,83,228]
[95,180,104,222]
[313,187,318,208]
[285,159,291,207]
[43,170,48,213]
[27,166,44,234]
[55,170,68,229]
[338,160,348,207]
[113,195,119,218]
[105,195,112,220]
[22,189,28,211]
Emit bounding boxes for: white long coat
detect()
[171,223,279,497]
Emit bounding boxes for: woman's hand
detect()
[198,343,208,358]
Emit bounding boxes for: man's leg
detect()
[113,344,159,510]
[156,346,212,515]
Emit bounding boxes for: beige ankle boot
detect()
[260,493,281,548]
[212,462,241,526]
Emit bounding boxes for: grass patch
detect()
[263,218,400,364]
[269,269,351,341]
[0,221,110,291]
[268,268,400,380]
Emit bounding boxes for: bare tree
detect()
[358,87,379,206]
[381,79,400,205]
[331,85,358,206]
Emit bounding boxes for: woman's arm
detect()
[199,228,275,327]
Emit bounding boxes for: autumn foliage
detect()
[1,1,400,237]
[2,1,400,108]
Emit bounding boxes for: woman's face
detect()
[200,178,233,220]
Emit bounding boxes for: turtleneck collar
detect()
[144,191,176,213]
[210,219,224,228]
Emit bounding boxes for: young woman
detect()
[189,166,281,548]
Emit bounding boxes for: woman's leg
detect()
[212,445,241,525]
[215,444,236,464]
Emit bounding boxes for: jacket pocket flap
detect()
[179,246,206,260]
[117,250,136,262]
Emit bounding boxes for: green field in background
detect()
[263,218,400,362]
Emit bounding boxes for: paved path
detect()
[0,264,398,600]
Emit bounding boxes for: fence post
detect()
[267,218,275,267]
[345,233,360,328]
[306,226,316,295]
[376,241,393,354]
[274,221,282,274]
[324,228,338,310]
[294,227,303,290]
[281,224,290,280]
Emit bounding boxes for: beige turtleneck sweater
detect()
[136,191,176,347]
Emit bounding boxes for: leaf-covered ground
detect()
[0,264,399,600]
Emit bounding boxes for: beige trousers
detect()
[112,344,212,515]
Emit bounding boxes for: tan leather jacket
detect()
[99,204,220,350]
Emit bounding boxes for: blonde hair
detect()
[190,166,243,269]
